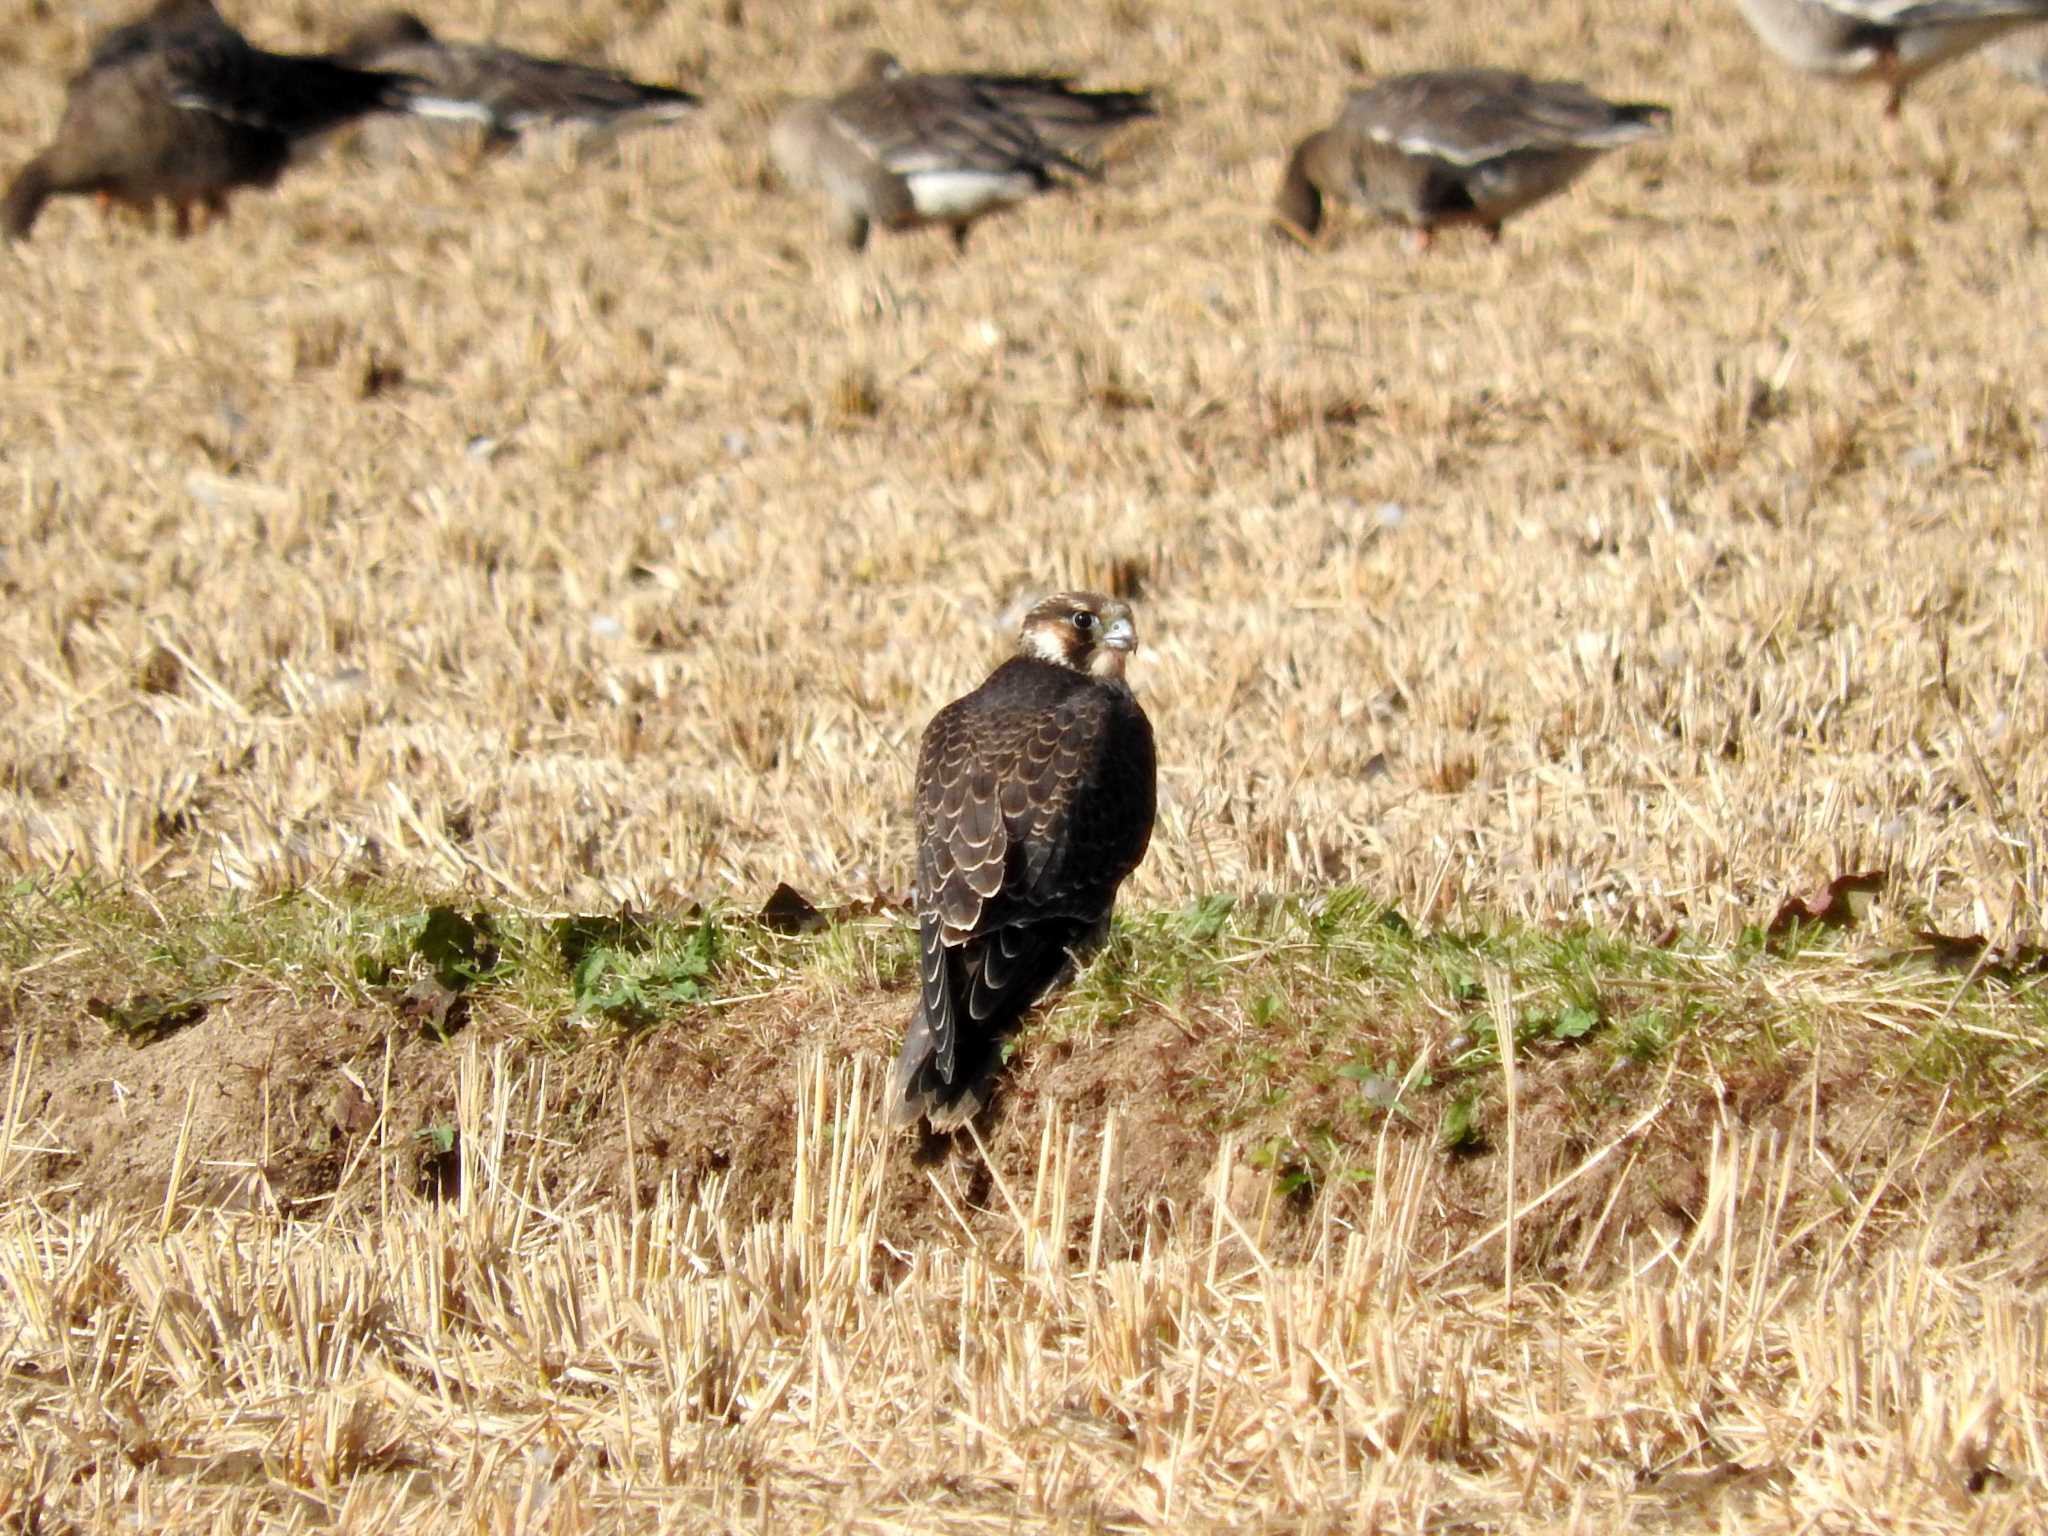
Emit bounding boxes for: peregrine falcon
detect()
[891,592,1158,1130]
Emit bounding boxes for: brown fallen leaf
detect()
[323,1077,379,1138]
[759,882,825,935]
[1767,870,1887,938]
[1906,930,2048,978]
[395,975,467,1040]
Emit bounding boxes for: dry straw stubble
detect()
[0,0,2040,944]
[2,1052,2045,1530]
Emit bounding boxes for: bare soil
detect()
[14,973,2045,1286]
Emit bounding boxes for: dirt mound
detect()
[11,978,2045,1284]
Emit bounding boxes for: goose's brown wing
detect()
[1347,70,1669,164]
[163,36,419,139]
[354,38,698,130]
[830,74,1086,179]
[933,73,1156,153]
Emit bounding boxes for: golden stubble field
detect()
[6,0,2048,1529]
[3,0,2044,943]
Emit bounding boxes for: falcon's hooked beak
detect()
[1091,614,1137,679]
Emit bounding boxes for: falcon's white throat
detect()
[1089,646,1129,680]
[1091,615,1136,680]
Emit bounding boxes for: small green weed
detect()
[568,914,719,1031]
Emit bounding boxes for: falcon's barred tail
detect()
[887,922,960,1128]
[889,918,1091,1130]
[889,1004,972,1129]
[886,996,1034,1132]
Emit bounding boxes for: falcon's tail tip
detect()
[888,1031,986,1132]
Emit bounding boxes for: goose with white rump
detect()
[1274,68,1671,253]
[768,53,1153,252]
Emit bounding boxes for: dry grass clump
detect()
[1,1052,2045,1531]
[0,0,2043,948]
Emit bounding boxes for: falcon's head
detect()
[1018,591,1139,681]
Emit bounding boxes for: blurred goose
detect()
[336,11,700,151]
[846,51,1156,156]
[4,0,481,239]
[769,57,1146,251]
[1275,70,1671,251]
[1731,0,2048,114]
[1989,21,2048,84]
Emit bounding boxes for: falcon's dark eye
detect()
[1071,611,1097,632]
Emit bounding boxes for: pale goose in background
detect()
[1731,0,2048,114]
[846,51,1157,157]
[4,0,480,239]
[1988,22,2048,85]
[1274,70,1671,252]
[336,11,700,152]
[768,58,1147,251]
